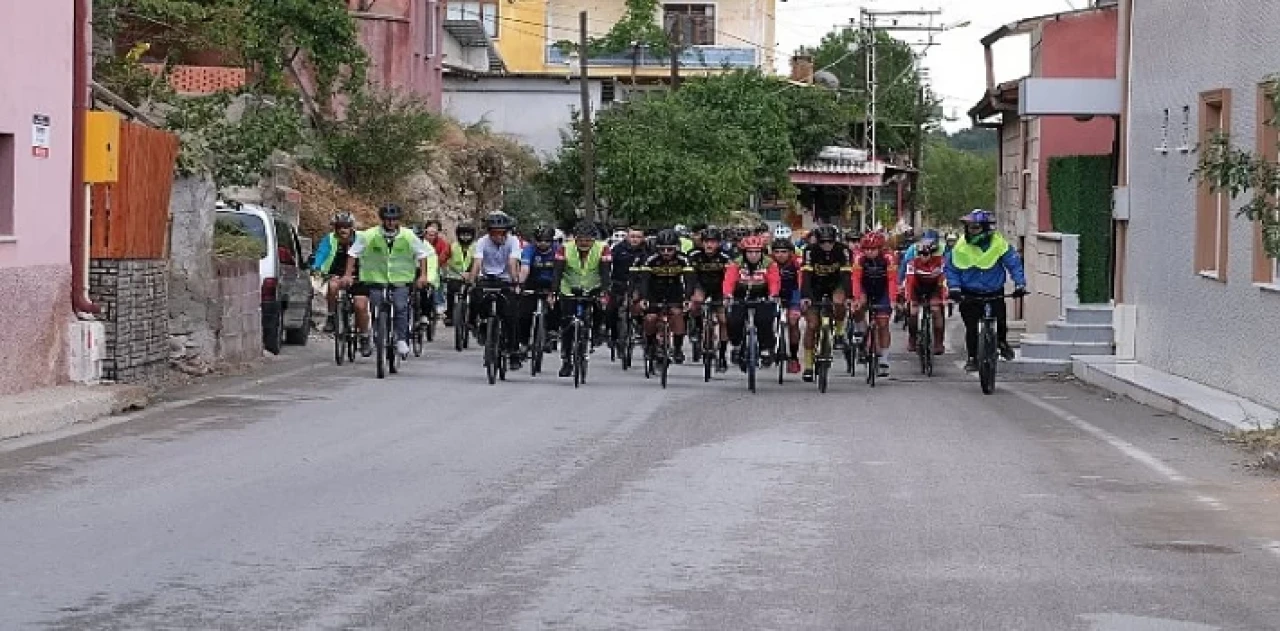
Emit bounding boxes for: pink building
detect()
[0,1,77,394]
[349,0,446,111]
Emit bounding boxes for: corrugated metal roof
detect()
[789,160,886,175]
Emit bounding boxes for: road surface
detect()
[2,336,1280,630]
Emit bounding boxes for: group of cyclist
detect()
[311,203,1028,383]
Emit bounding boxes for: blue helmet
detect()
[962,209,995,226]
[918,229,940,254]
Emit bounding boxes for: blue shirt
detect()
[521,243,560,289]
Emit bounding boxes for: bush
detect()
[311,89,444,197]
[1048,155,1113,303]
[166,92,307,188]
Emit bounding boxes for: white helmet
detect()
[773,225,792,240]
[611,230,628,241]
[553,229,566,242]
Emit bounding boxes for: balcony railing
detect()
[545,45,757,69]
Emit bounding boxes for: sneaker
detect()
[396,340,410,358]
[558,362,573,378]
[418,315,431,326]
[998,342,1016,361]
[802,368,814,382]
[360,335,373,357]
[760,349,774,367]
[788,359,802,375]
[673,349,686,364]
[964,358,977,372]
[717,356,729,373]
[509,353,523,370]
[877,361,890,377]
[932,343,946,356]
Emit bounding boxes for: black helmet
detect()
[456,222,476,236]
[771,237,795,251]
[332,211,354,227]
[813,225,838,242]
[378,204,403,220]
[573,220,598,239]
[700,227,723,242]
[484,211,514,231]
[532,224,555,242]
[755,222,770,235]
[655,229,681,247]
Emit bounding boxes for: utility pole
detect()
[669,15,683,92]
[579,11,596,220]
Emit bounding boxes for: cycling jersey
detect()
[689,250,732,298]
[520,243,559,290]
[773,256,803,307]
[801,243,852,300]
[723,259,780,301]
[904,254,947,300]
[851,251,899,302]
[635,252,694,304]
[608,241,650,289]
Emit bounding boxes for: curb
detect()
[0,385,151,442]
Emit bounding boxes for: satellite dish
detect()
[814,70,840,90]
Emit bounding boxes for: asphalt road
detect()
[2,332,1280,630]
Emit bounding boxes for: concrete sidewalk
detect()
[1073,355,1280,434]
[0,384,151,441]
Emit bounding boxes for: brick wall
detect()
[213,259,263,364]
[88,259,170,383]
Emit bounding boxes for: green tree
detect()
[310,89,444,197]
[674,70,794,193]
[919,137,995,226]
[779,84,850,162]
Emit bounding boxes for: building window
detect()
[1196,88,1231,279]
[1255,83,1279,284]
[0,134,13,237]
[664,4,716,46]
[447,1,498,39]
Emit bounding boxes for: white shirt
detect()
[470,235,521,280]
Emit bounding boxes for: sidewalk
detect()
[1072,355,1280,434]
[0,384,151,441]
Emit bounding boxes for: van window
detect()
[275,220,300,267]
[214,212,268,259]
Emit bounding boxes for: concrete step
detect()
[1004,356,1072,376]
[1045,321,1114,344]
[1066,304,1114,326]
[1019,333,1114,361]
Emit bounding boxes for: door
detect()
[274,219,310,329]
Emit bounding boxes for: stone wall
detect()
[89,259,170,384]
[0,265,72,395]
[213,260,263,364]
[167,176,219,372]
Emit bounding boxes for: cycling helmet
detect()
[860,231,887,250]
[755,222,771,235]
[773,225,792,241]
[378,203,403,220]
[573,220,598,239]
[674,224,691,237]
[813,225,838,242]
[484,211,515,231]
[918,229,940,255]
[701,227,723,242]
[532,224,555,242]
[771,237,795,252]
[456,222,476,236]
[945,232,959,243]
[611,229,628,242]
[962,209,995,226]
[655,229,681,247]
[331,211,354,227]
[740,235,767,251]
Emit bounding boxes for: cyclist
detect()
[606,225,650,349]
[723,235,780,370]
[465,211,524,369]
[689,227,733,372]
[312,211,359,333]
[419,219,451,324]
[634,229,694,364]
[554,221,612,377]
[443,223,475,327]
[851,231,899,377]
[944,232,959,255]
[341,204,436,358]
[904,229,948,356]
[516,225,561,360]
[945,209,1027,372]
[799,224,852,382]
[770,237,804,375]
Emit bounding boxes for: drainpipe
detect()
[71,0,99,315]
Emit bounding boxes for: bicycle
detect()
[810,300,837,394]
[412,286,438,356]
[644,302,680,390]
[774,306,788,385]
[452,281,472,352]
[332,286,357,366]
[615,295,640,371]
[961,292,1014,395]
[698,298,724,382]
[915,298,935,377]
[737,298,772,394]
[370,284,404,379]
[524,288,554,376]
[561,288,601,388]
[477,278,512,385]
[862,310,880,388]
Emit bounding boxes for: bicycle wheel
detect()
[531,311,545,376]
[865,328,877,388]
[387,304,399,375]
[412,321,424,357]
[689,315,702,363]
[375,303,387,379]
[702,325,714,383]
[496,318,508,382]
[426,306,436,342]
[979,321,997,395]
[454,299,467,352]
[816,326,832,393]
[344,305,356,363]
[746,327,758,393]
[334,299,346,366]
[571,320,583,388]
[919,312,933,377]
[485,315,498,385]
[620,312,634,370]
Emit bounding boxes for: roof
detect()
[980,5,1115,47]
[968,77,1023,124]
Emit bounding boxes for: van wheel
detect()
[285,304,311,346]
[263,303,284,355]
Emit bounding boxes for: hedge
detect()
[1048,155,1113,304]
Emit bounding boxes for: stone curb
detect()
[0,385,151,442]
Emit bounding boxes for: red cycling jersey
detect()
[904,254,947,301]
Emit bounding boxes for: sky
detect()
[772,0,1089,131]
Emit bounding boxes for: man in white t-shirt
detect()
[464,211,523,368]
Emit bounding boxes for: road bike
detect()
[477,277,512,385]
[561,287,601,388]
[698,298,724,382]
[332,286,357,366]
[962,292,1014,395]
[453,281,472,352]
[915,299,936,378]
[524,288,554,376]
[774,305,788,385]
[645,302,680,390]
[737,298,772,394]
[811,300,836,394]
[615,293,641,371]
[410,286,438,357]
[370,284,404,379]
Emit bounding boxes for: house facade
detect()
[348,0,448,111]
[0,2,75,394]
[1114,0,1280,408]
[969,5,1118,334]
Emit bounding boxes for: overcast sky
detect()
[773,0,1089,131]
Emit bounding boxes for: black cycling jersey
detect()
[634,252,693,304]
[688,250,732,297]
[801,243,852,299]
[609,241,651,288]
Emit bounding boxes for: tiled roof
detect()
[144,64,247,95]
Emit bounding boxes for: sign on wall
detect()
[31,114,50,159]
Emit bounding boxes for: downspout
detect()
[71,0,100,315]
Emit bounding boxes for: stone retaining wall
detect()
[213,259,263,364]
[89,259,170,383]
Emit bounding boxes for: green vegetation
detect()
[919,137,996,227]
[213,218,266,260]
[310,90,445,197]
[1048,155,1114,303]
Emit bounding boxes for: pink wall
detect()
[350,0,444,111]
[0,1,74,268]
[1035,9,1118,232]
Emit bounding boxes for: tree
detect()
[779,84,850,162]
[674,70,795,193]
[918,137,995,227]
[310,89,444,196]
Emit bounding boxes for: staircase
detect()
[1007,305,1114,375]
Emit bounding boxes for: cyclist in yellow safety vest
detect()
[342,204,437,359]
[443,222,476,327]
[552,221,612,377]
[943,209,1027,372]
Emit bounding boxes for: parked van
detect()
[214,203,314,354]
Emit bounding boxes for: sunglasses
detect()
[658,246,678,252]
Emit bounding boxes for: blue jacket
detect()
[897,243,918,285]
[944,239,1027,294]
[311,232,335,273]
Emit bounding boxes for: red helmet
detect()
[739,235,767,251]
[860,232,887,250]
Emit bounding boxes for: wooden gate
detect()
[90,120,180,259]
